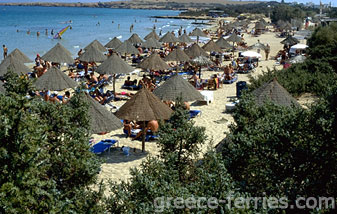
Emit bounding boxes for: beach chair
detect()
[189,110,201,119]
[90,139,118,155]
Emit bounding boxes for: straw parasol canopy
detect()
[41,43,74,64]
[153,74,203,102]
[286,55,307,64]
[202,40,222,53]
[144,30,160,41]
[0,56,31,76]
[141,38,162,49]
[127,33,143,44]
[164,48,190,62]
[96,54,134,93]
[139,53,170,71]
[216,37,232,49]
[84,39,106,52]
[105,37,122,49]
[8,48,32,63]
[191,56,214,79]
[0,81,5,94]
[281,36,299,46]
[255,22,266,30]
[248,41,267,50]
[159,32,180,43]
[81,93,123,134]
[221,24,233,32]
[185,43,208,59]
[189,28,208,37]
[78,46,107,62]
[179,33,194,43]
[252,79,301,107]
[34,66,78,91]
[115,41,139,55]
[226,34,243,43]
[115,88,173,152]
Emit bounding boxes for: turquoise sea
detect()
[0,6,205,60]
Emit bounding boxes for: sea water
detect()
[0,6,205,60]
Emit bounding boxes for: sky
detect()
[0,0,333,6]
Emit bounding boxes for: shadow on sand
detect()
[99,146,149,164]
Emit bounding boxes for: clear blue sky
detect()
[1,0,334,6]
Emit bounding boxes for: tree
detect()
[105,101,262,213]
[0,71,104,213]
[219,87,337,213]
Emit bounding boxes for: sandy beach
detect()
[89,17,308,188]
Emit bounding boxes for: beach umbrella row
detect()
[141,38,162,49]
[42,43,74,64]
[139,53,170,71]
[127,33,143,44]
[159,32,180,43]
[84,39,106,52]
[144,30,160,41]
[0,56,31,76]
[105,37,122,49]
[79,45,107,62]
[185,43,208,59]
[8,48,32,63]
[202,40,222,53]
[164,48,190,62]
[215,37,232,49]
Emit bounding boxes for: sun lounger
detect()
[123,129,158,141]
[90,139,118,155]
[189,110,202,119]
[223,75,238,84]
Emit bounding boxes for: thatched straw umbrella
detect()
[226,34,243,44]
[159,32,180,43]
[191,56,214,79]
[164,48,190,62]
[141,38,162,49]
[189,28,208,43]
[281,36,299,46]
[139,53,170,71]
[127,33,143,45]
[179,33,193,44]
[115,41,139,60]
[84,39,106,52]
[105,37,122,49]
[153,74,203,102]
[34,67,78,91]
[252,79,301,107]
[185,43,208,59]
[0,56,31,76]
[96,54,134,94]
[215,37,232,50]
[80,93,123,134]
[78,46,107,63]
[248,41,267,51]
[202,40,222,53]
[144,30,160,41]
[255,22,266,31]
[115,88,173,152]
[41,43,74,64]
[8,48,32,63]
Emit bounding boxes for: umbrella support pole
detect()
[113,74,116,97]
[142,121,146,152]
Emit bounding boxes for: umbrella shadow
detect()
[190,101,207,106]
[99,146,149,164]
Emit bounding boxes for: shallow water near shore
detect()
[0,6,204,59]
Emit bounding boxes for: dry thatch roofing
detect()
[159,32,180,43]
[115,87,173,121]
[34,66,78,91]
[84,39,106,52]
[153,74,203,102]
[189,28,208,37]
[144,31,160,41]
[105,37,122,49]
[127,33,143,44]
[202,40,222,52]
[164,48,190,62]
[226,34,243,43]
[215,37,232,49]
[185,43,208,59]
[115,41,139,55]
[96,54,134,75]
[139,53,170,71]
[141,38,162,49]
[0,56,31,76]
[179,33,194,43]
[41,43,74,64]
[252,79,301,108]
[281,36,299,46]
[8,48,32,63]
[81,93,123,134]
[78,46,107,62]
[255,22,266,30]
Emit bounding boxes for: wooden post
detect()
[142,121,146,152]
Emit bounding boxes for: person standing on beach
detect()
[3,45,8,59]
[265,44,270,61]
[45,29,48,36]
